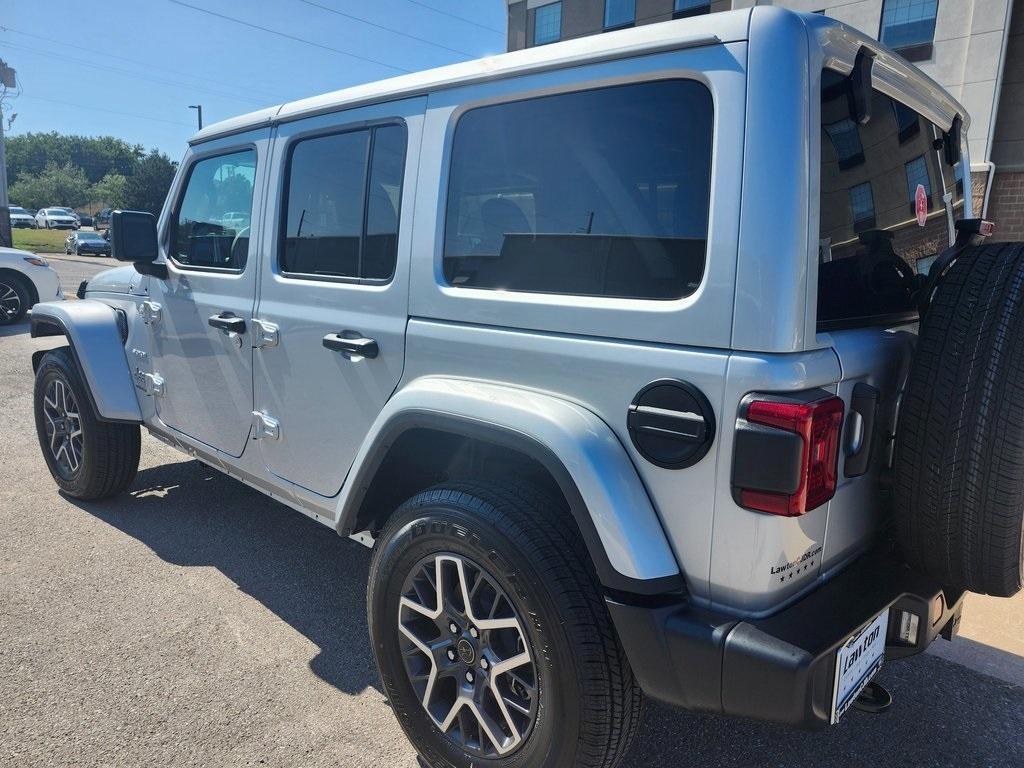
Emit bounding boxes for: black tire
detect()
[368,481,642,768]
[0,272,31,325]
[895,241,1024,597]
[33,347,141,500]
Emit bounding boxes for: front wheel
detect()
[33,347,141,499]
[368,482,642,768]
[0,273,30,325]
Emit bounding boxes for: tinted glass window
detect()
[444,80,713,300]
[172,149,257,270]
[818,69,963,329]
[364,125,406,280]
[880,0,938,51]
[534,2,561,45]
[604,0,635,28]
[282,123,406,280]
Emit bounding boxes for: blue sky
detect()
[1,0,506,158]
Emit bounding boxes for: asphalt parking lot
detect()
[1,256,1022,767]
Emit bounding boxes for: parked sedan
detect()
[8,206,37,228]
[77,212,94,227]
[35,208,79,229]
[65,231,112,256]
[0,247,63,325]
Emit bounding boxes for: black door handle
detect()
[208,313,246,334]
[322,332,378,359]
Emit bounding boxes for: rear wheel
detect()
[896,241,1024,597]
[0,273,30,325]
[33,347,141,500]
[368,482,642,768]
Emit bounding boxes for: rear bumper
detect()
[608,547,964,728]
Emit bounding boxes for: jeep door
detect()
[251,98,423,497]
[145,128,270,457]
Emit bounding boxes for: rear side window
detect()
[281,123,406,281]
[443,80,713,301]
[172,149,257,270]
[817,69,964,329]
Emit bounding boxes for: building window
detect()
[848,183,875,232]
[904,154,933,213]
[673,0,710,18]
[892,100,920,143]
[824,118,865,170]
[604,0,635,30]
[880,0,938,61]
[533,2,561,46]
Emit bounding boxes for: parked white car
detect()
[8,206,37,228]
[35,208,79,230]
[0,247,62,325]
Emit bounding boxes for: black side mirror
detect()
[111,210,167,278]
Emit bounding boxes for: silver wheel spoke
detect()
[43,378,83,476]
[397,552,537,759]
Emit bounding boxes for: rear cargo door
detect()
[816,68,966,570]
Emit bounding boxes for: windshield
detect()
[47,208,70,215]
[79,233,104,241]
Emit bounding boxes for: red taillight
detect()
[739,396,845,517]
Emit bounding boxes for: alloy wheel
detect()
[42,378,84,478]
[398,553,539,758]
[0,281,22,321]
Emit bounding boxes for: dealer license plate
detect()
[830,609,889,724]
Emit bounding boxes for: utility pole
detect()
[189,104,203,131]
[0,60,15,248]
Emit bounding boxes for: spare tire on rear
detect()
[895,241,1024,597]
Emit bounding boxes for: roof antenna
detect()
[848,47,876,125]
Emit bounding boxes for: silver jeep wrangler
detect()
[30,9,1024,768]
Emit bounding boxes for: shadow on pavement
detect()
[0,319,31,337]
[72,458,1024,766]
[70,459,380,699]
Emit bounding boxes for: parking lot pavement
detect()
[1,323,1022,767]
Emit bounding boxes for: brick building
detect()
[506,0,1024,239]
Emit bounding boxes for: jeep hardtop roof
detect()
[191,7,966,147]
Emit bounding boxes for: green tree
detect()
[91,173,129,209]
[5,132,144,184]
[8,162,92,211]
[124,150,177,215]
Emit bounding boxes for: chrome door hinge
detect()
[252,410,281,440]
[252,319,280,349]
[133,370,165,397]
[139,300,162,325]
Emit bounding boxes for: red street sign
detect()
[915,184,928,227]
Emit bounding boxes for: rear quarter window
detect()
[817,69,965,330]
[443,79,713,301]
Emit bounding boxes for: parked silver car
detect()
[8,206,37,228]
[27,10,1024,767]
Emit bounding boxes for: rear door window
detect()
[443,79,713,300]
[817,69,964,329]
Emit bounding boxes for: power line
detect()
[0,41,271,108]
[0,25,288,103]
[15,94,193,128]
[297,0,476,57]
[166,0,411,74]
[399,0,505,35]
